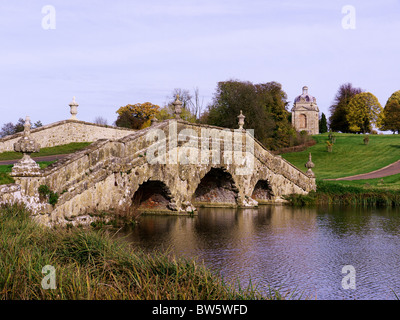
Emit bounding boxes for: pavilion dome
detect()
[294,86,317,104]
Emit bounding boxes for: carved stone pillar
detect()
[305,153,315,178]
[11,116,41,177]
[173,95,182,119]
[69,96,79,120]
[237,110,245,129]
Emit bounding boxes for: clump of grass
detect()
[0,162,54,185]
[0,172,14,185]
[285,180,400,207]
[0,203,282,300]
[283,192,316,206]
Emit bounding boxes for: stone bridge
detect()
[1,117,316,227]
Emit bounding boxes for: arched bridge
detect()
[4,119,316,226]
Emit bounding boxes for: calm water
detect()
[118,205,400,300]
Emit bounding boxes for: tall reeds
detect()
[284,180,400,207]
[0,203,277,300]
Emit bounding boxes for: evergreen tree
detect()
[319,113,328,133]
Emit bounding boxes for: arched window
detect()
[299,114,307,129]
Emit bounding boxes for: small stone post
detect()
[305,153,315,178]
[11,116,41,177]
[151,116,159,126]
[173,95,182,119]
[238,110,245,129]
[69,96,79,120]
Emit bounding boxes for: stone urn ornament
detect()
[11,116,41,177]
[69,96,79,120]
[173,95,182,119]
[305,153,315,178]
[238,110,245,129]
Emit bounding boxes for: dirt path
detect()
[0,154,69,166]
[332,160,400,181]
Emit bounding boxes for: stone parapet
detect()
[0,119,135,152]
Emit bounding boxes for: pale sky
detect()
[0,0,399,127]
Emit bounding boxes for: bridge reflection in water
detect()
[118,205,400,300]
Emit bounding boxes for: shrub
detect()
[38,185,58,205]
[48,191,59,206]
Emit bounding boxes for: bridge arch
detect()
[130,179,173,213]
[251,179,274,203]
[192,167,239,207]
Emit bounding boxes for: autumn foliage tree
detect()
[115,102,160,129]
[380,90,400,133]
[346,92,383,133]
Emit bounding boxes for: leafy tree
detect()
[115,102,160,129]
[0,122,15,137]
[156,104,197,123]
[205,80,296,150]
[164,87,204,121]
[13,118,25,133]
[33,120,43,128]
[347,92,383,133]
[319,113,328,133]
[93,116,108,126]
[158,88,199,123]
[329,83,363,132]
[380,90,400,133]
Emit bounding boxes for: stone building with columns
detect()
[291,86,319,135]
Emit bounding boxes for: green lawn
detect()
[0,142,91,185]
[0,142,91,161]
[0,162,55,185]
[282,133,400,180]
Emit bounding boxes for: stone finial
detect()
[237,110,245,129]
[11,116,41,177]
[173,94,182,119]
[23,116,32,137]
[305,152,315,178]
[69,96,79,120]
[151,116,159,126]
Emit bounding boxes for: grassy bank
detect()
[0,203,280,300]
[280,132,400,205]
[282,133,400,180]
[285,180,400,207]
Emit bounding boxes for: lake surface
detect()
[118,205,400,300]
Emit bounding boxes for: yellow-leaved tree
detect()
[380,90,400,133]
[346,92,383,133]
[115,102,160,129]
